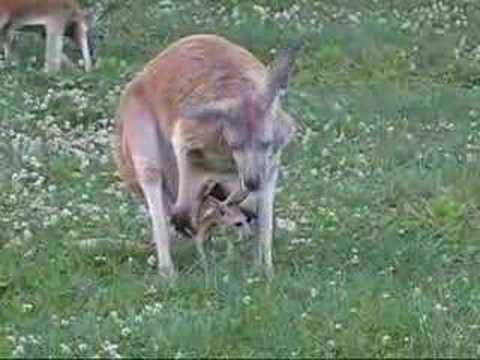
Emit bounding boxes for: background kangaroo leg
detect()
[0,16,8,59]
[0,22,18,62]
[4,30,18,61]
[73,23,92,71]
[44,21,65,73]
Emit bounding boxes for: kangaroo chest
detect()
[173,120,237,174]
[187,148,236,174]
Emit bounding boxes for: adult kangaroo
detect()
[114,34,300,279]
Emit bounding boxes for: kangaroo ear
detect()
[82,7,97,24]
[87,7,96,17]
[263,39,303,110]
[273,109,297,151]
[198,180,217,201]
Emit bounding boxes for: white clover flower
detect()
[94,256,107,263]
[145,285,157,295]
[6,335,16,344]
[434,303,447,312]
[12,345,24,357]
[153,302,163,314]
[21,303,33,312]
[277,218,297,232]
[246,276,260,284]
[147,255,156,267]
[382,335,391,345]
[242,295,252,305]
[23,229,33,240]
[60,343,72,354]
[102,340,121,358]
[351,254,360,264]
[121,327,132,337]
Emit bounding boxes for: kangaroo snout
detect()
[243,175,261,191]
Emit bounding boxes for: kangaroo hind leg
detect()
[120,94,176,279]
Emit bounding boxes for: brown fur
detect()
[0,0,94,73]
[0,0,81,18]
[113,34,295,202]
[136,34,266,136]
[113,78,179,211]
[113,34,299,278]
[113,79,248,224]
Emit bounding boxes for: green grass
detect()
[2,0,480,357]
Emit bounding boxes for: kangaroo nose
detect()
[244,176,260,191]
[234,221,244,228]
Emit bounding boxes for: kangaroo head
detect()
[183,41,302,192]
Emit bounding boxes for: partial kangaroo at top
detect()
[0,0,97,73]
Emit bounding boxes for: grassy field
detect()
[2,0,480,357]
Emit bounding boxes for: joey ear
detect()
[204,208,216,218]
[225,189,249,206]
[204,195,222,207]
[198,180,217,200]
[199,207,215,223]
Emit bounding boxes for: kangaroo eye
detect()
[259,140,273,150]
[229,142,244,151]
